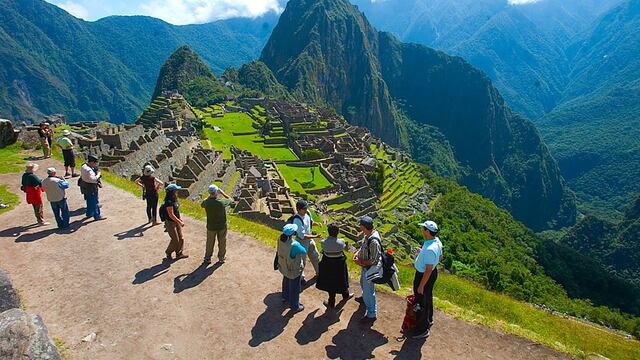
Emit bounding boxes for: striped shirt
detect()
[358,230,382,264]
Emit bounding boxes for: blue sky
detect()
[46,0,539,25]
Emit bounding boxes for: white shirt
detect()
[81,164,100,184]
[293,212,313,241]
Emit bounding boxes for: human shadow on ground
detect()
[0,224,40,238]
[390,336,428,359]
[132,260,171,285]
[69,207,86,217]
[173,262,223,293]
[14,218,87,243]
[114,223,151,241]
[249,292,297,347]
[325,302,389,359]
[295,308,343,345]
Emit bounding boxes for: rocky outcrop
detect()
[0,269,20,313]
[0,309,61,360]
[0,119,18,148]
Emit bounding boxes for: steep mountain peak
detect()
[152,45,216,100]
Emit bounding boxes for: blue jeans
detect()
[86,192,101,220]
[360,267,377,318]
[282,276,302,310]
[50,199,70,229]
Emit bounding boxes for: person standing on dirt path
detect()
[80,154,106,221]
[353,216,382,324]
[292,199,322,283]
[162,184,188,262]
[201,184,233,265]
[56,130,79,178]
[41,167,70,230]
[411,220,444,339]
[316,223,354,308]
[37,123,53,159]
[277,223,307,312]
[21,163,48,226]
[135,165,163,225]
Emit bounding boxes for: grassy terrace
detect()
[278,164,333,197]
[373,145,425,210]
[99,170,640,360]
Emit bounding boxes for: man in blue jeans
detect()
[80,155,106,221]
[41,168,70,229]
[353,216,382,324]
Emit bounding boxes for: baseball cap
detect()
[359,215,374,228]
[296,199,308,210]
[166,184,182,192]
[420,220,439,233]
[208,184,219,194]
[47,167,56,175]
[143,165,155,176]
[87,154,99,162]
[283,223,298,236]
[62,130,71,136]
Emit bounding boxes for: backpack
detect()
[367,236,397,286]
[159,204,168,222]
[400,295,418,336]
[274,215,304,270]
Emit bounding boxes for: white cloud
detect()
[508,0,540,4]
[54,1,90,19]
[139,0,283,25]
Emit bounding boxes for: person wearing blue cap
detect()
[201,184,233,265]
[162,184,188,262]
[276,223,307,312]
[411,220,443,339]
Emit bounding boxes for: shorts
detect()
[62,149,76,168]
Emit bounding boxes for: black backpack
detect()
[367,236,396,286]
[159,204,168,222]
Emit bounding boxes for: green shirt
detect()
[57,136,73,150]
[201,197,231,231]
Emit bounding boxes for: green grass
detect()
[328,201,354,212]
[100,170,640,360]
[0,185,19,215]
[0,143,28,174]
[203,112,297,161]
[278,164,333,196]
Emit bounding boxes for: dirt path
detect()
[0,158,571,360]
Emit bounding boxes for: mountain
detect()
[261,0,576,231]
[0,0,277,123]
[152,45,218,99]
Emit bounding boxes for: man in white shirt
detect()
[412,220,443,339]
[293,199,321,282]
[41,168,70,229]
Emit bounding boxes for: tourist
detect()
[41,168,70,230]
[201,184,233,265]
[37,123,53,159]
[162,184,188,262]
[292,199,322,281]
[134,165,163,225]
[56,130,78,178]
[353,215,382,323]
[316,223,354,308]
[411,220,444,339]
[20,163,48,226]
[80,154,106,221]
[277,223,307,312]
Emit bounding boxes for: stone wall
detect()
[236,211,286,231]
[107,130,172,179]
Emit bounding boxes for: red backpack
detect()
[400,295,418,336]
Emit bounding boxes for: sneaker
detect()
[203,258,212,265]
[175,253,189,260]
[218,257,226,264]
[64,173,71,178]
[293,304,305,312]
[94,217,107,221]
[412,329,430,339]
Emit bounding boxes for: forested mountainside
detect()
[0,0,276,123]
[350,0,639,220]
[261,0,576,231]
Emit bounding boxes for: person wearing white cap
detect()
[276,223,307,312]
[135,165,163,225]
[20,163,48,226]
[411,220,444,339]
[200,184,233,265]
[41,168,70,229]
[161,184,188,262]
[56,129,78,178]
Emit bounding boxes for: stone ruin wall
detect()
[173,149,225,201]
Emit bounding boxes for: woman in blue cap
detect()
[162,183,188,262]
[276,223,307,312]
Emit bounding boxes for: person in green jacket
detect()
[277,224,307,312]
[201,184,233,265]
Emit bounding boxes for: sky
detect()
[46,0,539,25]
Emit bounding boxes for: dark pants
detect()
[413,268,438,333]
[327,291,351,307]
[145,192,158,222]
[50,198,70,229]
[282,276,302,310]
[62,149,76,168]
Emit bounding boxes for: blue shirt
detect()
[290,240,307,259]
[414,237,443,273]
